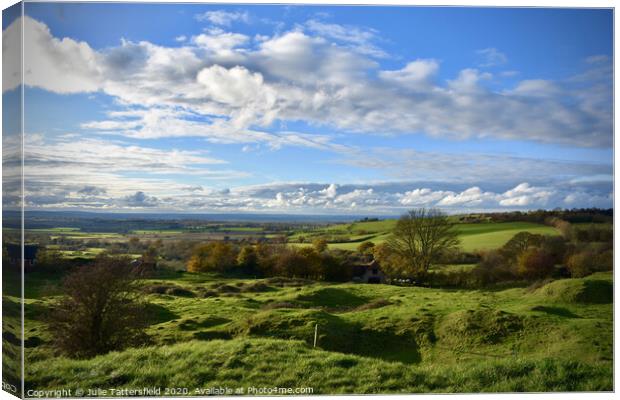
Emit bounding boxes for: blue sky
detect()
[2,3,613,214]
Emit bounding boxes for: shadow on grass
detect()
[180,317,231,331]
[146,303,179,324]
[233,308,421,364]
[193,331,233,341]
[296,288,369,310]
[531,305,581,319]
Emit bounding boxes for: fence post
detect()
[313,323,318,348]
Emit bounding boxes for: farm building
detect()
[4,243,39,271]
[353,259,386,284]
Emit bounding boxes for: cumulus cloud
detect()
[3,16,611,147]
[123,191,159,208]
[379,59,439,90]
[2,15,21,92]
[21,16,102,93]
[400,188,449,206]
[498,183,552,207]
[192,28,249,53]
[437,187,496,207]
[3,15,613,213]
[77,186,107,196]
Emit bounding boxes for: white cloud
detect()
[16,138,612,214]
[196,65,277,126]
[585,54,610,64]
[511,80,560,97]
[3,16,613,148]
[123,191,159,208]
[437,187,496,207]
[192,28,249,53]
[379,59,439,90]
[2,16,21,92]
[16,134,252,210]
[18,16,102,93]
[399,188,448,206]
[498,183,552,206]
[304,19,386,58]
[320,183,339,199]
[476,47,508,67]
[195,10,249,26]
[336,147,611,187]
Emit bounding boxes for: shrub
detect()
[516,247,554,280]
[312,238,328,253]
[321,252,353,282]
[187,242,238,273]
[372,243,408,278]
[47,255,150,358]
[566,251,595,278]
[274,248,314,278]
[36,249,70,273]
[471,250,515,286]
[237,245,259,275]
[357,241,375,255]
[500,232,544,261]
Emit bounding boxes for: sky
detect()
[1,3,614,215]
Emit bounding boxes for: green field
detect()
[131,230,184,235]
[22,270,612,393]
[58,248,107,259]
[291,221,559,252]
[456,222,559,252]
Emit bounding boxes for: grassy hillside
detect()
[291,221,559,252]
[23,271,612,393]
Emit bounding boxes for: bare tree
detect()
[48,255,150,358]
[386,208,459,281]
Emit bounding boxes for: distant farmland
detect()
[290,221,560,252]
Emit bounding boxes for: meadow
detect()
[289,220,559,252]
[7,212,613,394]
[21,270,612,393]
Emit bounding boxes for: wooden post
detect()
[313,323,318,348]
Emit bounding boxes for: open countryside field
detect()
[26,220,560,257]
[21,270,612,392]
[291,221,559,252]
[9,210,612,394]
